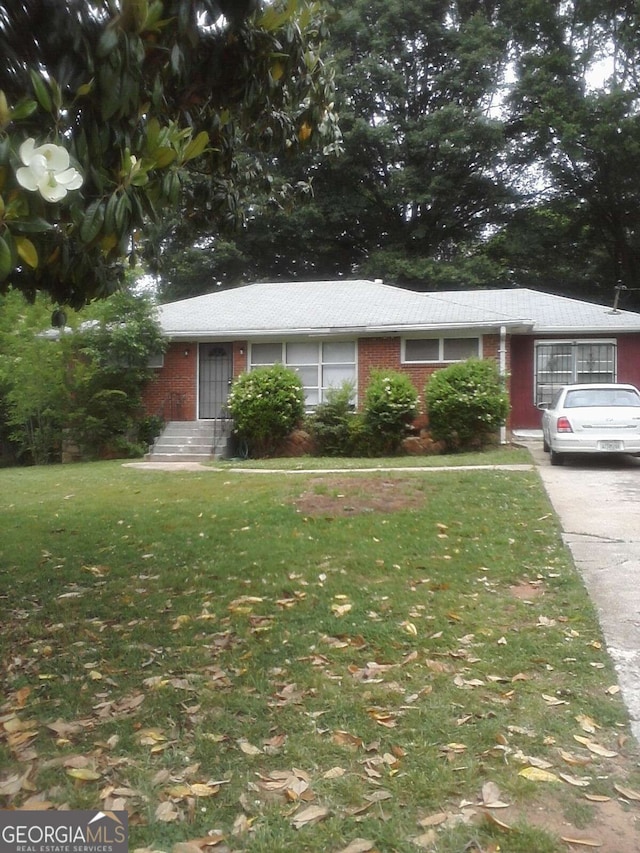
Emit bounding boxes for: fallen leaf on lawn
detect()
[189,783,221,798]
[66,768,102,781]
[542,693,568,706]
[559,773,591,788]
[365,790,393,804]
[442,742,467,754]
[332,603,352,617]
[17,797,54,810]
[332,731,363,749]
[323,767,346,780]
[417,812,449,828]
[559,749,591,767]
[155,801,180,822]
[179,833,226,850]
[453,675,485,689]
[336,840,375,853]
[481,781,510,807]
[518,767,560,783]
[238,739,262,756]
[614,783,640,801]
[584,794,611,802]
[13,687,31,709]
[0,772,31,797]
[255,768,311,803]
[367,709,397,728]
[483,812,513,831]
[559,835,602,847]
[263,733,287,753]
[575,714,599,733]
[521,754,554,769]
[228,596,263,613]
[139,728,167,746]
[537,615,557,627]
[605,684,620,695]
[3,715,36,734]
[573,737,617,758]
[411,830,437,849]
[291,804,330,829]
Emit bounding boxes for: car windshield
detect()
[564,389,640,408]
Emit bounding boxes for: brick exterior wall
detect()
[233,341,248,377]
[142,342,198,421]
[142,334,512,428]
[357,334,507,414]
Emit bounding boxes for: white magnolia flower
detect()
[16,138,83,202]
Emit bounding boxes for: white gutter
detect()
[162,320,534,339]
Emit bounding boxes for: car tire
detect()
[549,449,564,466]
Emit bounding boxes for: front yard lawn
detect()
[1,460,639,852]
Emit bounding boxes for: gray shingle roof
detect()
[157,280,640,338]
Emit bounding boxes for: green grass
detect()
[216,445,532,469]
[1,459,639,853]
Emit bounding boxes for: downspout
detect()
[499,325,507,444]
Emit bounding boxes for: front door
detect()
[199,343,233,419]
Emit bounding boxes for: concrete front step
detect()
[147,420,233,462]
[145,453,215,463]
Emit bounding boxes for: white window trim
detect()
[401,335,482,364]
[248,340,358,408]
[533,338,617,405]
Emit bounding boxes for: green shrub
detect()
[307,381,356,457]
[362,369,419,455]
[227,364,305,457]
[425,358,509,450]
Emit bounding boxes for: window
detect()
[534,340,616,405]
[147,352,165,368]
[403,337,479,363]
[249,341,356,408]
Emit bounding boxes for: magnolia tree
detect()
[0,0,340,308]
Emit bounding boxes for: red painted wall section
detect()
[617,334,640,388]
[142,342,198,421]
[509,336,536,429]
[510,333,640,430]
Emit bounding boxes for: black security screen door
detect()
[199,343,233,419]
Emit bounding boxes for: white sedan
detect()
[539,383,640,465]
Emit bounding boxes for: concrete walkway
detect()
[527,442,640,741]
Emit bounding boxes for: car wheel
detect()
[549,449,564,466]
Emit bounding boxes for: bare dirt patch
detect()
[293,475,428,516]
[509,579,546,600]
[512,791,640,852]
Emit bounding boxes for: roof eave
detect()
[162,319,534,340]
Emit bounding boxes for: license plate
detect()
[597,440,623,451]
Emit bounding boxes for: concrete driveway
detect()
[527,441,640,740]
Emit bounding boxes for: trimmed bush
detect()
[307,381,356,457]
[363,369,419,454]
[425,359,509,450]
[227,364,305,457]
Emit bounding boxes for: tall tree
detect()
[0,0,339,307]
[154,0,640,308]
[498,0,640,307]
[157,0,516,300]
